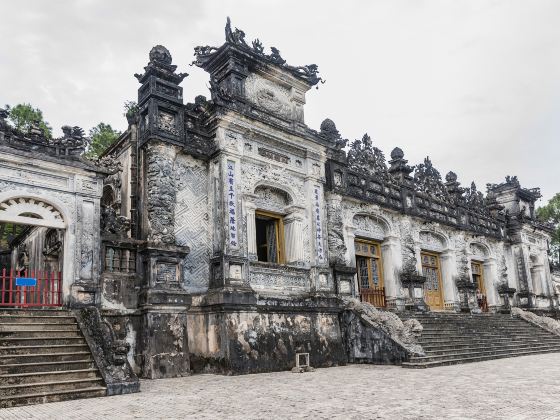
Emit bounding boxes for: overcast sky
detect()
[1,0,558,202]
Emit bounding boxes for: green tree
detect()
[86,123,121,159]
[537,193,560,265]
[5,103,52,138]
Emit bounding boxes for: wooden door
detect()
[355,240,386,308]
[471,261,485,294]
[471,261,488,312]
[421,252,444,310]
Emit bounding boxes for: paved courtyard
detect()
[2,353,560,420]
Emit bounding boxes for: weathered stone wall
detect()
[188,306,346,374]
[336,196,523,310]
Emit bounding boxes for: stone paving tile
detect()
[2,353,560,419]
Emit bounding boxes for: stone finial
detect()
[135,45,188,84]
[445,171,458,183]
[390,147,404,160]
[320,118,347,150]
[149,45,173,65]
[388,147,414,181]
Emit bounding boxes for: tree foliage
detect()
[537,193,560,265]
[5,103,52,138]
[86,123,121,159]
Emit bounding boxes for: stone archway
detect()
[419,230,450,310]
[0,196,67,307]
[0,197,65,229]
[468,241,499,310]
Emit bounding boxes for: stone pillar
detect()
[531,267,542,295]
[440,251,458,308]
[345,226,358,297]
[483,258,499,308]
[284,206,305,266]
[381,235,401,309]
[143,143,178,245]
[245,202,257,261]
[138,243,191,379]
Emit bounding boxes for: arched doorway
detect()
[0,197,66,307]
[419,230,449,310]
[351,214,392,308]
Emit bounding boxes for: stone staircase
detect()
[399,312,560,368]
[0,309,106,408]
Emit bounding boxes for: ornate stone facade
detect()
[0,18,557,380]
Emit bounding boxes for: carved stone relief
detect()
[254,185,291,212]
[353,214,386,240]
[157,110,178,135]
[145,143,177,244]
[419,231,446,252]
[470,243,488,260]
[244,74,292,119]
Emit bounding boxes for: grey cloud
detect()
[1,0,558,202]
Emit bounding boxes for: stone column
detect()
[284,208,305,265]
[345,226,358,297]
[483,258,499,308]
[531,267,542,295]
[381,235,400,309]
[245,202,257,261]
[440,251,458,308]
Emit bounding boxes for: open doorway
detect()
[0,221,64,307]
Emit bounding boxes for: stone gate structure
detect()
[0,18,557,383]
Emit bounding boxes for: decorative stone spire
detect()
[388,147,414,182]
[347,134,388,178]
[444,171,462,201]
[319,118,347,150]
[134,45,188,86]
[135,45,186,145]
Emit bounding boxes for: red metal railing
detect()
[360,287,386,308]
[0,269,62,307]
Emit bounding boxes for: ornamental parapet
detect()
[324,124,508,239]
[0,108,92,159]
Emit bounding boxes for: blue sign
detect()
[15,277,37,287]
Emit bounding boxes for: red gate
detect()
[0,269,62,307]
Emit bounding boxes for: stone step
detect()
[0,359,96,375]
[0,368,101,385]
[421,340,560,352]
[399,312,560,368]
[419,333,555,340]
[0,336,87,346]
[418,321,531,327]
[0,351,93,365]
[0,344,89,355]
[423,343,560,357]
[0,315,76,324]
[420,324,547,330]
[0,378,105,397]
[410,344,560,363]
[402,347,560,369]
[0,386,107,408]
[417,337,560,347]
[0,323,79,332]
[0,330,82,338]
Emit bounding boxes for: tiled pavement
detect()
[2,353,560,419]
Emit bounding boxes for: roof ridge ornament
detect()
[135,45,188,85]
[347,133,388,179]
[193,17,325,88]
